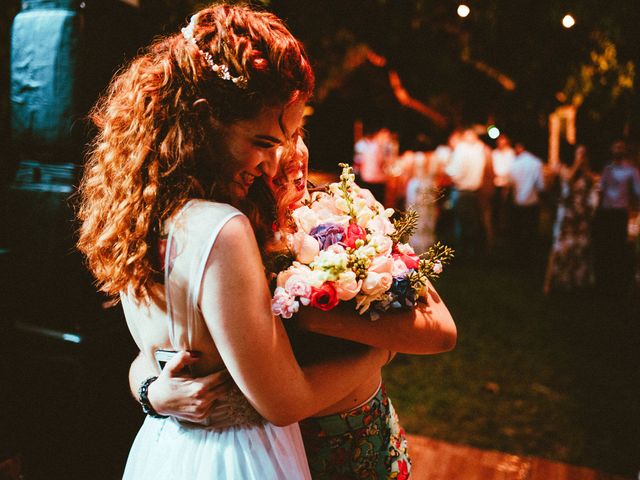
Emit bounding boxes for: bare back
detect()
[121,200,242,378]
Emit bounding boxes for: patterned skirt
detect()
[299,384,411,479]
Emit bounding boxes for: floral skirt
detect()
[299,384,411,479]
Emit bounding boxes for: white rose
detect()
[369,234,393,256]
[292,232,320,264]
[367,214,395,236]
[356,208,375,228]
[292,206,319,234]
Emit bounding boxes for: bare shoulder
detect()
[214,214,255,249]
[206,214,261,272]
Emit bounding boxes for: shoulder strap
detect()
[164,201,243,350]
[164,200,196,349]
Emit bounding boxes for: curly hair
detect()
[77,3,314,302]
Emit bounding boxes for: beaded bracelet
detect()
[138,376,169,419]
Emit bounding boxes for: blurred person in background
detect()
[507,140,545,265]
[445,128,488,259]
[543,145,598,294]
[491,134,515,247]
[353,128,395,204]
[592,140,640,295]
[405,150,438,253]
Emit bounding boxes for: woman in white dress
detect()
[129,139,457,480]
[77,5,393,479]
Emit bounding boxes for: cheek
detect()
[231,147,261,174]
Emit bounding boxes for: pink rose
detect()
[276,262,312,289]
[343,223,367,249]
[335,271,362,301]
[284,275,312,301]
[392,258,410,276]
[369,255,395,275]
[392,252,420,270]
[361,271,393,296]
[309,283,339,311]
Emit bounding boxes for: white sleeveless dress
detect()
[120,200,311,480]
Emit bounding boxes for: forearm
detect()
[295,283,457,354]
[249,344,387,425]
[129,352,157,400]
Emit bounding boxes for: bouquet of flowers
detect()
[270,164,453,321]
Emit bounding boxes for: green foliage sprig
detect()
[389,209,419,244]
[407,241,455,293]
[337,163,358,221]
[420,242,455,278]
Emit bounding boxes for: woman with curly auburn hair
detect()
[78,3,456,479]
[78,4,391,478]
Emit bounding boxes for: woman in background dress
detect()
[544,144,598,294]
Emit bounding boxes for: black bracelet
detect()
[138,376,168,418]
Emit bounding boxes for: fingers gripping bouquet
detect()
[270,164,453,321]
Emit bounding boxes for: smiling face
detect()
[222,98,306,199]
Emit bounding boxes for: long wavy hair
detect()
[77,3,314,302]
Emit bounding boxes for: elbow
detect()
[260,407,305,427]
[425,322,457,354]
[408,325,457,355]
[267,414,299,428]
[253,399,309,426]
[439,318,458,352]
[439,326,457,352]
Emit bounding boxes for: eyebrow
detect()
[254,134,285,144]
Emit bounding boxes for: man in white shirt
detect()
[491,135,515,243]
[508,141,545,263]
[593,140,640,294]
[354,129,394,204]
[445,129,489,258]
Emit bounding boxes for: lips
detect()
[293,169,305,191]
[240,172,257,188]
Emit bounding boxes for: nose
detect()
[259,147,281,179]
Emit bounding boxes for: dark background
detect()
[0,1,638,479]
[2,0,639,176]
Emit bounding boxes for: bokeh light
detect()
[457,4,471,18]
[562,14,575,28]
[487,125,500,139]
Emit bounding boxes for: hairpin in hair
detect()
[181,14,248,89]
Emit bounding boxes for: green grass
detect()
[383,252,640,477]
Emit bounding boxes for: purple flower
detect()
[309,223,345,250]
[390,276,418,308]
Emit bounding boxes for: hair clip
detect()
[181,14,248,89]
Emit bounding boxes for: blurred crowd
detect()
[352,128,640,296]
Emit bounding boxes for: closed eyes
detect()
[254,140,278,149]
